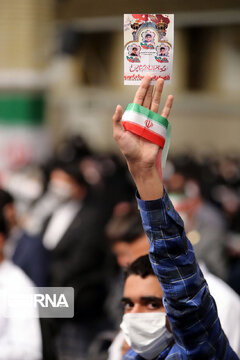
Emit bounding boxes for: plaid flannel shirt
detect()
[123,190,239,360]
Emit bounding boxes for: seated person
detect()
[111,75,239,359]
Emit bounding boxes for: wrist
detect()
[128,163,163,200]
[128,162,156,179]
[128,163,157,182]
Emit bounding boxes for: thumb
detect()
[112,105,123,125]
[112,105,124,136]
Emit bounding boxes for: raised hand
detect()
[112,75,173,171]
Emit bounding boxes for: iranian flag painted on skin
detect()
[122,103,172,167]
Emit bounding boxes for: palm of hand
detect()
[113,76,173,172]
[117,126,159,168]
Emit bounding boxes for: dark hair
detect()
[146,34,151,37]
[0,189,14,209]
[0,208,8,237]
[160,47,165,50]
[106,205,144,244]
[56,135,92,163]
[53,162,88,188]
[124,255,155,281]
[132,47,137,51]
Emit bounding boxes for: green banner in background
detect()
[0,94,45,126]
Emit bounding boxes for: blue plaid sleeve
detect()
[137,190,239,359]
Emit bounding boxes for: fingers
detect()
[112,105,124,139]
[161,95,174,119]
[133,75,152,105]
[150,78,164,113]
[131,75,173,119]
[143,85,154,109]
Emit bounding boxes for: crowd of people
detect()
[0,78,240,359]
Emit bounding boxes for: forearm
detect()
[128,163,163,201]
[137,191,205,298]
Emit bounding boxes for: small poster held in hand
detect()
[124,14,174,85]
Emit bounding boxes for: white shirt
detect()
[43,200,81,250]
[201,263,240,356]
[0,260,42,360]
[108,330,125,360]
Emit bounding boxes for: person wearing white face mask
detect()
[120,255,173,359]
[112,76,239,359]
[106,206,240,358]
[42,165,87,250]
[40,163,113,359]
[24,163,85,236]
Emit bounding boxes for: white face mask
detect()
[120,312,173,359]
[48,180,73,201]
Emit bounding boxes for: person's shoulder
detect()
[1,260,35,288]
[18,230,46,252]
[204,269,240,306]
[201,262,240,307]
[16,230,33,246]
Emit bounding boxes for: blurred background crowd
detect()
[0,0,239,360]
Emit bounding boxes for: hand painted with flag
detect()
[112,76,173,200]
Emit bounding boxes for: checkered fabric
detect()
[123,190,239,360]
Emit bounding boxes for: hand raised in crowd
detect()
[112,75,173,200]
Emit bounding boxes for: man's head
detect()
[132,47,138,54]
[49,163,88,201]
[106,205,149,267]
[160,46,166,55]
[120,256,172,358]
[145,34,152,42]
[122,255,165,314]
